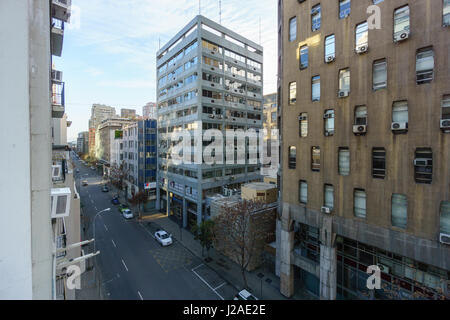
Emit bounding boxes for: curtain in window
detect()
[339,149,350,175]
[373,61,387,88]
[416,50,434,72]
[440,201,450,234]
[299,181,308,204]
[324,185,334,209]
[392,194,407,229]
[354,190,366,218]
[300,119,308,137]
[312,77,320,101]
[392,101,409,122]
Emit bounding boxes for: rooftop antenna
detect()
[219,0,222,24]
[199,0,201,15]
[158,37,161,50]
[259,17,261,45]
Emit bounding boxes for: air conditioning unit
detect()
[208,114,215,119]
[391,122,408,132]
[440,119,450,131]
[298,116,307,121]
[377,264,390,274]
[353,125,367,135]
[356,45,368,54]
[52,165,63,181]
[239,90,244,93]
[225,85,230,90]
[440,233,450,245]
[338,90,349,98]
[300,62,308,69]
[323,113,333,119]
[394,31,410,42]
[414,158,432,166]
[321,206,331,214]
[216,115,223,119]
[325,131,334,137]
[326,55,335,63]
[51,70,63,82]
[51,188,71,219]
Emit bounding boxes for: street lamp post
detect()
[93,207,111,252]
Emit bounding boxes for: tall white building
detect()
[156,15,264,229]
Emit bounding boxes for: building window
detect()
[299,113,308,137]
[338,147,350,176]
[300,45,309,69]
[324,109,335,136]
[373,59,387,90]
[414,148,433,184]
[442,95,450,121]
[392,101,409,124]
[324,184,334,210]
[288,146,297,169]
[311,4,321,31]
[325,34,335,62]
[440,201,450,235]
[355,105,367,125]
[289,17,297,42]
[372,148,386,179]
[416,48,434,84]
[392,194,407,229]
[312,76,320,101]
[394,5,410,40]
[339,0,351,19]
[338,68,350,96]
[444,0,450,26]
[289,82,297,104]
[355,22,369,52]
[299,181,308,204]
[354,189,367,218]
[311,146,320,172]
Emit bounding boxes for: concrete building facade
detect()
[262,93,278,177]
[156,15,264,230]
[77,131,89,154]
[143,102,157,119]
[278,0,450,299]
[88,104,116,156]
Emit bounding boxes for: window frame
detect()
[288,146,297,169]
[373,59,387,90]
[338,147,350,176]
[372,148,386,179]
[311,146,321,172]
[289,16,297,42]
[289,81,297,105]
[312,75,321,102]
[354,189,367,219]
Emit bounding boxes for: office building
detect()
[278,0,450,299]
[121,108,137,119]
[262,93,278,177]
[143,102,157,119]
[88,104,116,156]
[156,15,264,229]
[77,131,89,155]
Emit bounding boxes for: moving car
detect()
[111,196,120,205]
[234,289,258,301]
[122,209,133,219]
[102,185,109,192]
[154,230,173,247]
[118,204,129,213]
[82,180,88,186]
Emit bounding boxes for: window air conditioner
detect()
[440,119,450,131]
[377,264,390,274]
[51,188,71,219]
[298,116,307,121]
[394,31,410,42]
[326,55,335,63]
[338,90,349,98]
[52,165,63,181]
[414,158,432,166]
[440,233,450,245]
[356,45,368,54]
[51,70,63,82]
[391,122,408,132]
[321,206,331,214]
[353,125,367,135]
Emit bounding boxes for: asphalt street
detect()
[72,153,224,300]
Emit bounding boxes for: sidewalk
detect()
[142,213,315,300]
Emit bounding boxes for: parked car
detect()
[102,185,109,192]
[76,169,80,173]
[111,197,120,205]
[154,230,173,247]
[91,166,96,170]
[82,180,88,186]
[122,209,133,219]
[234,289,258,301]
[118,204,129,213]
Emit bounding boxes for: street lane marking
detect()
[121,259,129,272]
[214,282,226,291]
[192,265,224,300]
[138,291,143,301]
[104,224,108,231]
[95,206,98,211]
[91,199,94,204]
[139,222,156,239]
[111,239,117,248]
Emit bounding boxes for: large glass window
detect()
[444,0,450,26]
[289,17,297,42]
[312,76,320,101]
[299,113,308,137]
[394,6,410,38]
[355,22,369,51]
[339,147,350,176]
[300,45,309,69]
[441,201,450,234]
[339,0,351,19]
[299,181,308,204]
[289,146,296,169]
[324,185,334,210]
[311,4,321,31]
[392,101,409,123]
[392,194,407,229]
[354,189,367,218]
[324,109,335,136]
[372,148,386,179]
[416,48,434,84]
[311,146,321,171]
[325,34,335,62]
[339,69,350,94]
[373,59,387,90]
[289,82,297,104]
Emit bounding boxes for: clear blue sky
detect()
[58,0,277,141]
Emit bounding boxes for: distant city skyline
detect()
[57,0,276,141]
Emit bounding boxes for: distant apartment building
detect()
[77,131,89,154]
[262,93,278,177]
[156,15,264,229]
[121,108,137,119]
[143,102,157,119]
[0,0,90,300]
[278,0,450,300]
[88,104,116,156]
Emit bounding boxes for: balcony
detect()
[52,81,65,118]
[52,0,72,23]
[51,18,64,57]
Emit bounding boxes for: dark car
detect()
[111,197,120,205]
[102,185,109,192]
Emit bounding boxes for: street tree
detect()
[129,191,149,220]
[213,199,275,289]
[191,220,215,258]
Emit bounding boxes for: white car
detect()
[155,230,173,246]
[234,289,258,301]
[122,209,133,219]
